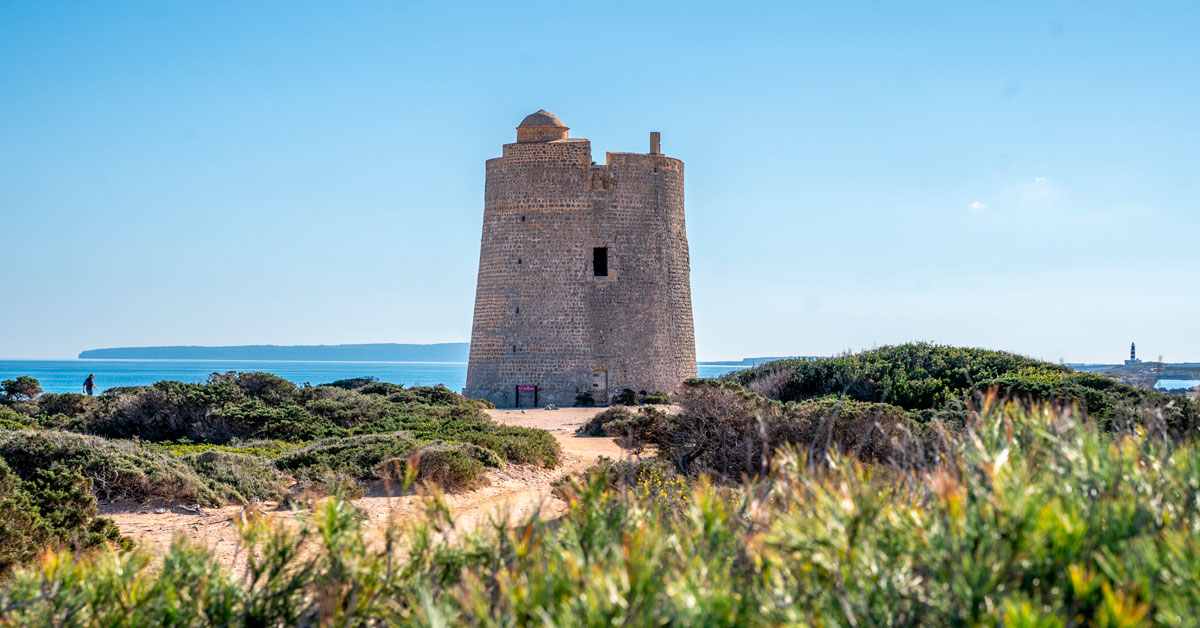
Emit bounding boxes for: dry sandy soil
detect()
[100,407,623,567]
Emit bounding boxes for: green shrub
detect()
[409,443,487,490]
[36,393,92,418]
[0,458,126,577]
[0,430,226,506]
[455,425,559,467]
[358,382,406,396]
[322,376,378,390]
[300,386,394,428]
[0,406,34,431]
[156,440,299,459]
[215,371,297,401]
[728,342,1198,433]
[183,451,290,503]
[570,457,688,507]
[576,407,633,436]
[613,388,639,406]
[275,433,421,481]
[468,397,496,409]
[617,380,926,479]
[574,393,596,408]
[405,385,466,406]
[219,401,344,441]
[276,433,498,489]
[603,390,669,407]
[74,379,248,442]
[54,373,495,445]
[1,376,41,401]
[641,392,670,405]
[0,373,563,504]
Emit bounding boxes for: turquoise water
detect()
[0,360,745,395]
[1157,379,1200,390]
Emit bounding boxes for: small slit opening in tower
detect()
[593,247,608,277]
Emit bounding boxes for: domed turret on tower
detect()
[516,109,569,143]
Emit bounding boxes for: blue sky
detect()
[1,1,1197,363]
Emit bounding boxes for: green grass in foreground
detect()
[2,399,1198,626]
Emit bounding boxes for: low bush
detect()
[36,393,92,419]
[467,397,496,409]
[567,457,688,508]
[323,376,378,390]
[576,407,633,437]
[358,382,406,396]
[612,388,639,406]
[155,439,300,459]
[208,371,297,403]
[727,342,1199,432]
[408,443,487,490]
[574,393,596,407]
[183,451,291,503]
[0,458,126,577]
[0,430,226,506]
[608,389,670,407]
[33,373,522,450]
[641,392,670,405]
[275,432,420,481]
[0,406,34,431]
[455,425,559,467]
[614,380,929,479]
[1,376,41,401]
[576,406,663,453]
[404,385,465,407]
[275,433,497,489]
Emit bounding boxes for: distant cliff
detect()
[78,343,470,362]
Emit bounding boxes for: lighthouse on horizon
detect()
[463,110,696,408]
[1126,342,1142,366]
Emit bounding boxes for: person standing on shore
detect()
[83,374,97,396]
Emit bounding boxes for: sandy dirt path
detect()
[101,407,622,566]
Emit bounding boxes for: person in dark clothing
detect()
[83,374,97,396]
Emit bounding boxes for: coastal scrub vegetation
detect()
[2,400,1199,625]
[0,458,126,578]
[725,342,1199,430]
[0,376,41,401]
[584,344,1197,483]
[0,373,557,501]
[0,372,559,575]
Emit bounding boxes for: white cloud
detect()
[969,201,990,211]
[1034,176,1049,184]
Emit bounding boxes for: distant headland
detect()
[78,343,470,362]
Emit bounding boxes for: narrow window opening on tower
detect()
[593,247,608,277]
[517,258,522,265]
[521,215,525,222]
[516,306,520,314]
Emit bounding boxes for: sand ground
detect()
[100,407,622,567]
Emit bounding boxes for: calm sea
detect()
[0,360,746,395]
[1157,379,1200,390]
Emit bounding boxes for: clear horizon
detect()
[2,2,1197,364]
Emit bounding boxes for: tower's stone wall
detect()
[464,114,696,407]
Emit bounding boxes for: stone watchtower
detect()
[464,110,696,407]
